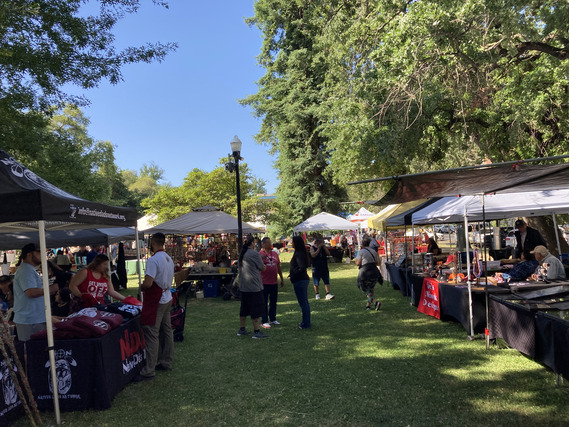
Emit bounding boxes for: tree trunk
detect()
[525,216,569,257]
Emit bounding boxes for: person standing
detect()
[237,234,268,339]
[369,232,380,252]
[290,236,311,329]
[13,243,57,341]
[355,236,382,311]
[514,219,547,259]
[310,234,334,300]
[135,233,175,382]
[259,237,284,329]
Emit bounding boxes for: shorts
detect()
[312,270,330,287]
[15,322,46,342]
[239,291,265,319]
[358,279,377,294]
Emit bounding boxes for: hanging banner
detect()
[417,277,441,319]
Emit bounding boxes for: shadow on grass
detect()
[23,263,569,427]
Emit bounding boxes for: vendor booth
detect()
[350,157,569,378]
[293,212,356,233]
[0,149,139,425]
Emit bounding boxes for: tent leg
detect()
[464,207,475,339]
[552,214,562,260]
[39,221,61,424]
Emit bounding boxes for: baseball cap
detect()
[514,219,525,228]
[21,243,41,257]
[530,245,549,256]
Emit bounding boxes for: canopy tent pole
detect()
[482,195,490,350]
[135,225,142,286]
[39,221,61,424]
[464,207,475,338]
[411,225,416,272]
[552,214,562,260]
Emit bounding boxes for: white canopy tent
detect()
[409,189,569,338]
[411,190,569,224]
[293,212,356,233]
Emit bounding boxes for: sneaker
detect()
[375,301,382,311]
[315,293,321,300]
[325,293,335,300]
[298,323,310,329]
[270,320,281,325]
[261,322,271,329]
[252,330,269,339]
[155,364,172,372]
[366,305,371,311]
[237,329,251,336]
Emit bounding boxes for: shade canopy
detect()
[373,162,569,205]
[368,200,428,230]
[385,199,440,227]
[0,227,138,251]
[411,190,569,225]
[144,206,261,235]
[348,207,375,223]
[293,212,356,232]
[0,150,137,231]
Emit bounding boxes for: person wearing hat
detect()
[514,219,546,259]
[530,245,566,280]
[13,243,57,341]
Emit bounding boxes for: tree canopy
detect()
[245,0,569,212]
[142,161,267,224]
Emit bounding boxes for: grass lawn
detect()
[16,255,569,426]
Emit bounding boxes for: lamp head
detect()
[230,135,242,157]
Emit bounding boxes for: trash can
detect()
[203,280,219,298]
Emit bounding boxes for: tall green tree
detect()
[242,0,347,235]
[0,0,176,182]
[318,0,569,191]
[142,161,266,224]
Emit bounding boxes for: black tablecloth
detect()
[27,317,145,411]
[410,274,426,307]
[535,312,569,377]
[489,296,536,357]
[438,284,492,334]
[385,264,411,297]
[0,341,25,424]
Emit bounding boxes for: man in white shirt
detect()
[134,233,175,382]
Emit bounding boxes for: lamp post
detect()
[228,135,243,253]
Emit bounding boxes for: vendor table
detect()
[0,342,25,425]
[185,272,235,283]
[385,263,411,297]
[26,317,145,411]
[439,283,509,334]
[490,288,569,377]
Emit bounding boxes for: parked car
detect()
[434,224,456,234]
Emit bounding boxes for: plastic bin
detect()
[203,280,219,298]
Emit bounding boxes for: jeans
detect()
[293,279,311,328]
[262,284,278,324]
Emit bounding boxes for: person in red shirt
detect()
[69,254,126,308]
[259,237,284,329]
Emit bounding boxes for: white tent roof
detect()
[293,212,356,232]
[411,189,569,224]
[348,207,375,222]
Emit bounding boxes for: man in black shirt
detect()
[514,219,547,259]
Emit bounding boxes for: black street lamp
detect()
[227,135,243,253]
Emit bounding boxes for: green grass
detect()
[15,259,569,426]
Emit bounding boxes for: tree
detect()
[142,161,266,224]
[0,0,176,159]
[242,0,347,234]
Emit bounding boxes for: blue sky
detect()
[71,1,278,193]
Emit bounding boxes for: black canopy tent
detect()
[0,149,138,424]
[350,160,569,205]
[0,227,137,251]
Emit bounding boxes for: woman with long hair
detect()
[290,236,311,329]
[69,254,126,308]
